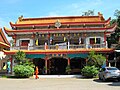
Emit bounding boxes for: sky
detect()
[0,0,120,41]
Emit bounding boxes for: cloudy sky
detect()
[0,0,120,41]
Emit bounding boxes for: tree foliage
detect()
[14,51,26,65]
[14,65,34,78]
[108,9,120,46]
[82,10,94,16]
[87,51,106,68]
[81,66,98,78]
[13,51,35,78]
[114,9,120,18]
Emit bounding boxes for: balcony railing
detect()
[10,44,107,50]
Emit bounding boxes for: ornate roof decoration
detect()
[55,20,61,29]
[0,28,10,48]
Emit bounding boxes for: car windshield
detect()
[106,67,118,70]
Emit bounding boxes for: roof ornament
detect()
[55,19,61,29]
[18,15,23,21]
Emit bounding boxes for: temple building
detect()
[0,28,10,73]
[3,12,116,75]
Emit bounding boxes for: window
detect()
[20,40,30,46]
[89,38,101,44]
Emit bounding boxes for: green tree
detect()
[82,10,94,16]
[108,9,120,46]
[87,51,106,68]
[14,65,34,78]
[81,66,98,78]
[114,9,120,18]
[14,51,26,65]
[13,51,35,78]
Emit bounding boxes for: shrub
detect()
[87,51,106,68]
[66,65,71,74]
[81,66,98,78]
[13,65,34,78]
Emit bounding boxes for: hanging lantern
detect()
[48,33,50,38]
[56,33,58,37]
[62,34,64,36]
[42,34,44,37]
[59,34,61,36]
[31,34,35,38]
[74,33,76,36]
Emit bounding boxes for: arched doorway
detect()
[70,57,86,74]
[48,57,67,75]
[33,58,45,75]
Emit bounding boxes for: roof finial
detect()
[18,15,23,21]
[98,12,103,17]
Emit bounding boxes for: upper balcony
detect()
[11,43,107,50]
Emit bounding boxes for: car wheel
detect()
[98,75,101,80]
[102,76,106,82]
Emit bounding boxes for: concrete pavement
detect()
[0,77,120,90]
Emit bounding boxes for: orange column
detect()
[68,58,70,65]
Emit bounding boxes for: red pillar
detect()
[68,58,70,65]
[106,55,109,66]
[45,57,48,74]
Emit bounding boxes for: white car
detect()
[98,67,120,81]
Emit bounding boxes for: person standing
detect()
[35,66,39,79]
[7,60,11,74]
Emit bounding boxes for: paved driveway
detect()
[0,77,120,90]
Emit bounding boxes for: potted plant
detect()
[66,65,71,75]
[43,66,47,74]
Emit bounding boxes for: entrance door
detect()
[49,57,67,75]
[33,58,45,75]
[70,57,86,74]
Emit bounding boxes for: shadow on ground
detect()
[93,79,120,86]
[108,82,120,86]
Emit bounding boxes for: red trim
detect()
[10,21,107,27]
[4,24,116,34]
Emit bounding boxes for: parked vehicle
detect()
[98,67,120,81]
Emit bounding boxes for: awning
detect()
[26,54,45,58]
[67,53,88,58]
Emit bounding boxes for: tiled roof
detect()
[14,12,105,24]
[0,28,10,48]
